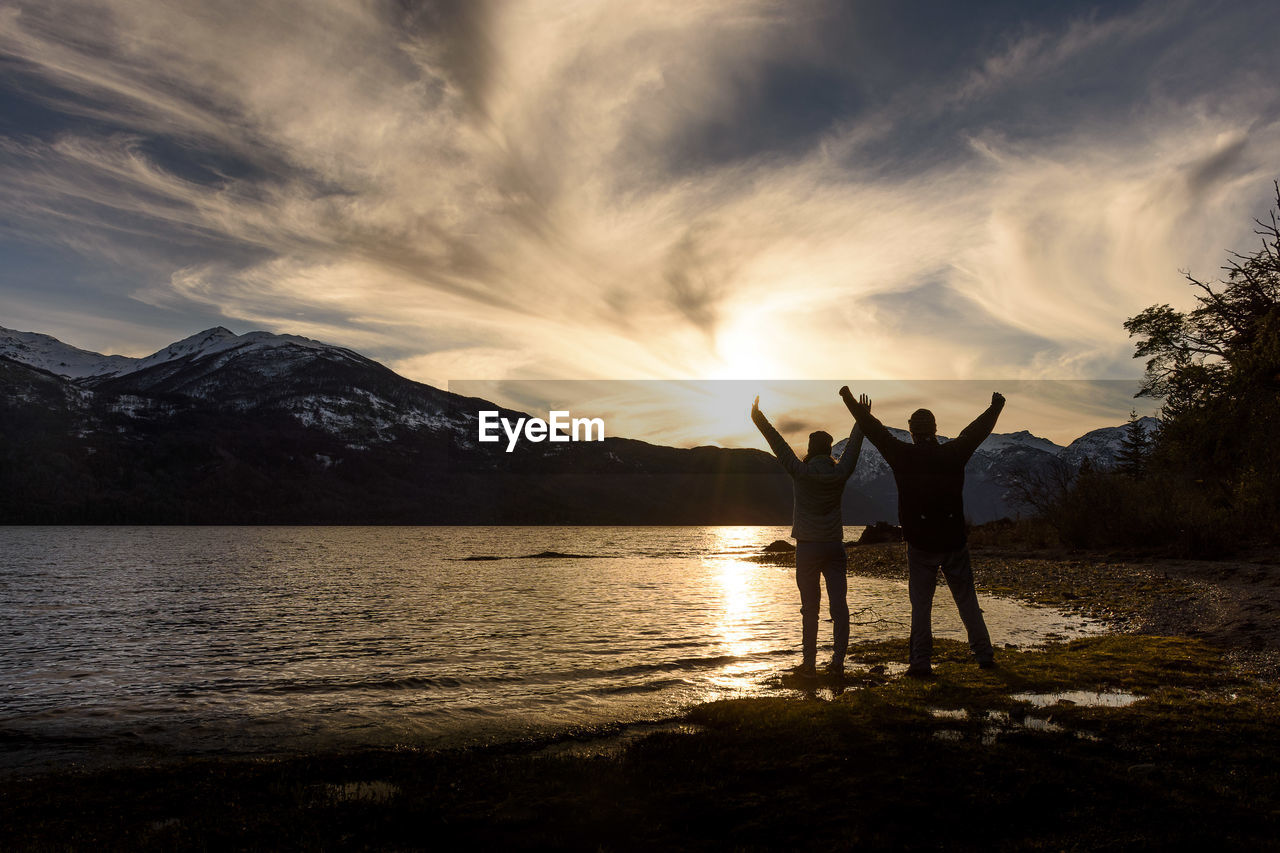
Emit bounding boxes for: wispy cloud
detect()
[1,0,1278,428]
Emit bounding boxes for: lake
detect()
[0,526,1104,771]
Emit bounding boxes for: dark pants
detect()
[795,540,850,666]
[907,545,994,668]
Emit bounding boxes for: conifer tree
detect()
[1115,410,1151,476]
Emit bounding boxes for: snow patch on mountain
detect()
[1062,417,1160,468]
[125,327,370,379]
[291,395,363,433]
[978,429,1062,455]
[0,326,138,379]
[109,395,176,418]
[1,325,370,384]
[129,327,240,372]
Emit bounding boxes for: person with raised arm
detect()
[839,388,1005,677]
[751,393,869,679]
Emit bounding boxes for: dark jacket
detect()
[752,410,863,542]
[848,400,1004,551]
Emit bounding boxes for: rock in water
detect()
[857,522,903,545]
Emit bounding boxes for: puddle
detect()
[929,689,1142,743]
[928,690,1146,745]
[1011,690,1143,709]
[928,707,1101,744]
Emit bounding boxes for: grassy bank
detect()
[4,634,1278,851]
[6,543,1280,850]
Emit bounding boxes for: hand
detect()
[751,395,762,418]
[840,387,870,415]
[992,391,1005,407]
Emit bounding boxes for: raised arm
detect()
[950,392,1006,460]
[835,394,869,477]
[839,386,905,458]
[751,396,803,477]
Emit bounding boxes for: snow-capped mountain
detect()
[0,326,788,523]
[1,325,475,443]
[1062,418,1160,469]
[833,419,1158,474]
[108,326,371,384]
[978,429,1064,455]
[0,324,1157,524]
[0,326,138,379]
[3,324,378,385]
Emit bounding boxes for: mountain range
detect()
[0,325,1157,525]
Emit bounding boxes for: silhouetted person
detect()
[752,394,868,678]
[840,388,1005,677]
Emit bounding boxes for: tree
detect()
[1125,181,1280,417]
[1000,455,1075,518]
[1115,410,1152,476]
[1124,181,1280,535]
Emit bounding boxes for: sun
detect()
[677,383,760,444]
[710,313,779,380]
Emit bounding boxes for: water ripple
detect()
[0,525,1104,771]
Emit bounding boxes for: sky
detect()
[1,1,1278,446]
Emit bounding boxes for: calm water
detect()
[0,526,1103,771]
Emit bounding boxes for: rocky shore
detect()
[754,539,1280,673]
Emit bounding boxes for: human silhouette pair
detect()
[752,389,1005,678]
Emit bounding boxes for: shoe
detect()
[792,662,817,678]
[823,659,845,678]
[905,664,933,679]
[978,658,997,670]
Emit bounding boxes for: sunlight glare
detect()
[707,556,770,693]
[679,385,760,446]
[709,528,770,670]
[711,313,777,380]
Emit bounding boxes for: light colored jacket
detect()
[752,410,863,542]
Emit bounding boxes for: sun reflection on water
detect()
[0,525,1115,768]
[706,527,791,694]
[709,526,773,556]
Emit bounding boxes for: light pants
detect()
[795,540,850,666]
[907,545,994,668]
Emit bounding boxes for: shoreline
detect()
[5,542,1280,849]
[756,540,1280,673]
